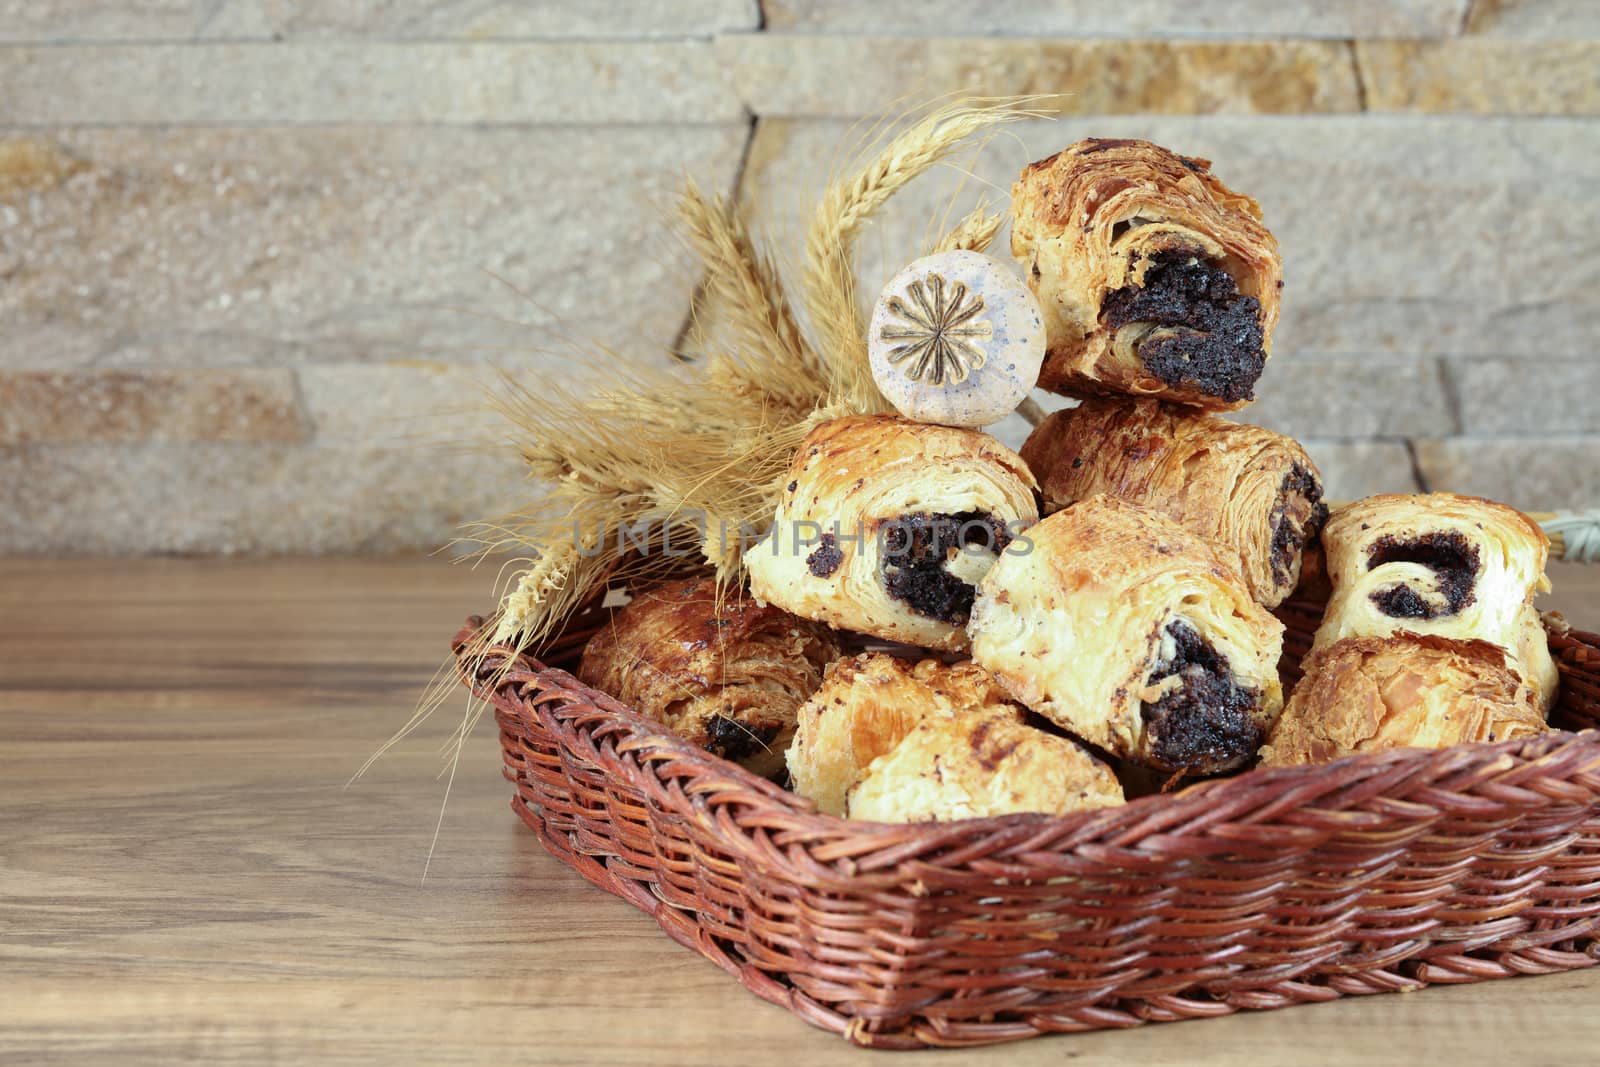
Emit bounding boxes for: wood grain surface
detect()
[3,557,1598,1066]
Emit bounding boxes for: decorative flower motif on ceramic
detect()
[869,250,1045,427]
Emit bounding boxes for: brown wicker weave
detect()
[457,603,1600,1049]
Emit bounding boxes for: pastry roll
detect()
[1010,138,1282,411]
[847,706,1125,823]
[576,577,839,777]
[746,414,1038,651]
[969,495,1285,774]
[1019,398,1326,607]
[1315,493,1558,712]
[786,653,1019,816]
[1259,634,1548,767]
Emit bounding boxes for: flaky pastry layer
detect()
[1261,633,1547,766]
[577,577,839,777]
[848,706,1124,823]
[1020,398,1325,607]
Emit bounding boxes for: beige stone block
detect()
[0,1,758,42]
[0,125,747,370]
[297,363,480,441]
[737,116,1600,364]
[0,441,526,554]
[261,0,759,38]
[0,369,306,444]
[298,362,523,444]
[719,36,1360,118]
[1358,41,1600,115]
[1245,356,1453,441]
[764,0,1469,37]
[0,42,741,124]
[0,0,270,41]
[1465,0,1600,38]
[1301,441,1422,501]
[1450,359,1600,434]
[1414,437,1600,511]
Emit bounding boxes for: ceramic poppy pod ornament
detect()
[868,250,1046,427]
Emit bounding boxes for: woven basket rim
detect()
[459,615,1600,871]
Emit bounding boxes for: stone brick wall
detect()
[2,1,1595,554]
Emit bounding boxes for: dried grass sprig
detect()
[481,374,769,646]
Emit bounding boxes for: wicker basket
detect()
[455,583,1600,1049]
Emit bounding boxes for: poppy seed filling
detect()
[806,534,843,578]
[1141,620,1262,773]
[1366,531,1480,620]
[705,715,780,761]
[1101,248,1266,402]
[1269,464,1328,586]
[880,510,1010,624]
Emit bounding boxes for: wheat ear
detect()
[933,205,1005,254]
[677,181,820,385]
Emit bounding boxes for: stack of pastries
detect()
[1259,494,1555,765]
[576,138,1558,822]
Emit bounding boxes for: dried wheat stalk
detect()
[676,179,821,403]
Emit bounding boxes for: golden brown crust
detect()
[786,653,1018,817]
[1019,399,1325,607]
[969,495,1285,774]
[846,706,1125,823]
[1010,139,1281,411]
[1260,634,1548,767]
[1315,493,1557,713]
[576,577,839,776]
[746,414,1038,651]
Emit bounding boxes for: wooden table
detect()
[4,558,1598,1065]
